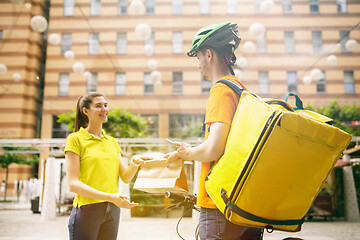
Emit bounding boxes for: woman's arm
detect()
[118,155,151,184]
[65,151,137,208]
[166,122,230,163]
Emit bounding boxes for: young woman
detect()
[65,92,151,240]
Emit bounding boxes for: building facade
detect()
[0,0,47,194]
[41,0,360,139]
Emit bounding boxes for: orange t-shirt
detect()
[197,75,247,209]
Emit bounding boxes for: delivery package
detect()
[133,153,188,194]
[205,80,352,232]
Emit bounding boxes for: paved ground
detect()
[0,202,359,240]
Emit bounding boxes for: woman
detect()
[65,92,151,240]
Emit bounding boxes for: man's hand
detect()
[165,139,192,161]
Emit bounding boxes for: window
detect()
[258,72,269,94]
[199,0,210,14]
[64,0,74,16]
[337,0,347,13]
[117,33,127,54]
[227,0,237,14]
[59,73,70,96]
[309,0,319,13]
[312,31,323,53]
[282,0,292,13]
[256,34,267,53]
[145,0,155,15]
[144,72,154,95]
[141,114,158,137]
[340,31,350,53]
[172,32,183,54]
[284,31,295,53]
[115,73,126,95]
[173,72,183,95]
[169,114,204,138]
[254,0,262,13]
[344,71,355,94]
[52,116,71,138]
[87,73,97,92]
[316,72,326,93]
[201,74,211,94]
[287,71,297,93]
[90,0,101,15]
[145,32,155,53]
[89,33,99,55]
[61,33,72,54]
[118,0,127,15]
[173,0,182,14]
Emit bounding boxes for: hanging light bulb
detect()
[260,0,275,14]
[72,62,85,74]
[48,33,61,45]
[249,23,266,39]
[150,71,162,82]
[310,68,323,82]
[242,41,256,53]
[326,55,338,66]
[144,44,155,56]
[83,71,92,80]
[30,15,48,33]
[345,39,358,52]
[0,64,7,75]
[302,76,312,85]
[135,23,152,41]
[236,57,247,68]
[154,79,162,86]
[148,59,158,70]
[64,50,75,60]
[13,73,22,82]
[129,0,145,15]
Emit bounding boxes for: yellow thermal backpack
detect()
[205,80,352,232]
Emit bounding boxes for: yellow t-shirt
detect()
[64,127,121,208]
[197,75,247,209]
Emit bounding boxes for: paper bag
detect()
[133,154,188,194]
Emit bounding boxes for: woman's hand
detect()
[131,155,153,167]
[109,193,138,209]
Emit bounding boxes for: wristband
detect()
[131,158,140,167]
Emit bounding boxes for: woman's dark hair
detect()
[75,92,105,132]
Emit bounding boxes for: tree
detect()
[173,120,204,138]
[0,148,38,201]
[57,108,148,138]
[306,101,360,136]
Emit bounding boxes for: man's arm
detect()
[167,122,230,163]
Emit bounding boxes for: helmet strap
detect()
[222,54,236,76]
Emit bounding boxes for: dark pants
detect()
[68,202,120,240]
[199,208,264,240]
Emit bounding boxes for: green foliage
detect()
[57,110,76,133]
[105,109,147,138]
[306,101,360,136]
[173,120,204,138]
[57,108,148,138]
[0,147,39,169]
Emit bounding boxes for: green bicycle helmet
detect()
[187,22,241,58]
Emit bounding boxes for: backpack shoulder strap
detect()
[216,79,245,98]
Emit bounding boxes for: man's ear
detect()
[206,49,213,61]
